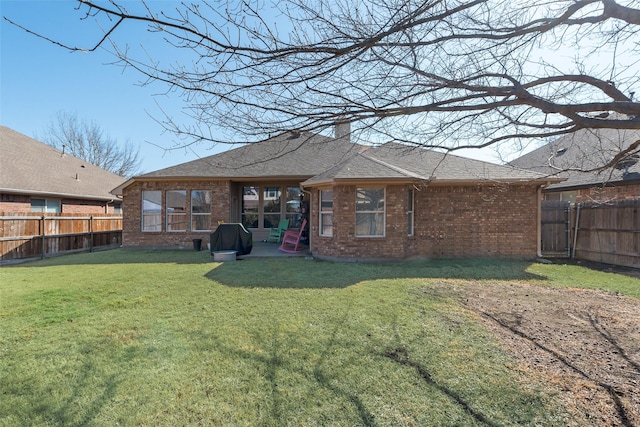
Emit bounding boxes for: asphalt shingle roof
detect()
[303,143,549,185]
[509,125,640,190]
[122,132,551,191]
[0,126,126,201]
[139,132,362,179]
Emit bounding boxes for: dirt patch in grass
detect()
[463,282,640,426]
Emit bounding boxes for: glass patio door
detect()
[240,185,302,230]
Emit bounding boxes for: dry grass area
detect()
[464,283,640,426]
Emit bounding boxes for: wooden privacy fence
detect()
[541,199,640,268]
[0,213,123,262]
[573,200,640,268]
[540,200,572,257]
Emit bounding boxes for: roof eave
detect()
[545,177,640,191]
[1,188,119,202]
[302,176,564,188]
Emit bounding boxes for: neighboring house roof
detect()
[0,126,126,201]
[509,124,640,191]
[112,130,555,195]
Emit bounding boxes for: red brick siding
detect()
[122,180,230,248]
[311,183,540,260]
[0,194,31,212]
[61,199,113,214]
[576,183,640,202]
[0,193,119,214]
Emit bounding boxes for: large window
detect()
[240,184,306,230]
[263,186,281,229]
[166,190,187,232]
[407,188,414,237]
[30,198,61,213]
[319,189,333,237]
[191,190,211,231]
[286,186,303,228]
[241,186,259,228]
[355,187,385,237]
[142,191,162,231]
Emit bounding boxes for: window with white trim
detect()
[355,187,385,237]
[286,186,303,228]
[263,186,282,229]
[166,190,187,232]
[191,190,211,231]
[241,186,259,228]
[30,198,61,213]
[142,191,162,231]
[319,189,333,237]
[407,188,414,236]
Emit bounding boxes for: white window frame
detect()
[30,198,61,213]
[286,186,303,228]
[319,189,333,237]
[407,188,414,237]
[142,191,162,232]
[191,190,211,231]
[355,187,385,237]
[166,190,187,232]
[262,186,282,229]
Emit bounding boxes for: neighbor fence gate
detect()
[0,213,123,262]
[540,200,572,257]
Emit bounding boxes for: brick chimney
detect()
[335,119,351,142]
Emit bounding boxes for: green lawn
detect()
[1,250,638,426]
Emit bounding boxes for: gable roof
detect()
[0,126,126,201]
[509,125,640,190]
[113,131,555,195]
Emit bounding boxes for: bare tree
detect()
[7,0,640,166]
[42,111,141,177]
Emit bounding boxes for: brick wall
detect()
[576,183,640,202]
[311,183,540,260]
[122,180,231,248]
[0,193,119,214]
[0,194,31,212]
[61,199,115,214]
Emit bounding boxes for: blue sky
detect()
[1,0,502,174]
[1,0,229,173]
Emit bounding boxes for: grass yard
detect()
[1,250,638,426]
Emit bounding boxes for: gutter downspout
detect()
[105,199,114,214]
[537,185,543,258]
[301,186,313,254]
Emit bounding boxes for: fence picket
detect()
[542,200,640,268]
[0,213,122,262]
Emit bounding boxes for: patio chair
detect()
[266,218,290,243]
[278,219,307,253]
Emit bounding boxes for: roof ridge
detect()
[359,151,431,180]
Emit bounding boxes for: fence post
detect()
[571,203,581,259]
[41,215,46,260]
[90,216,94,253]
